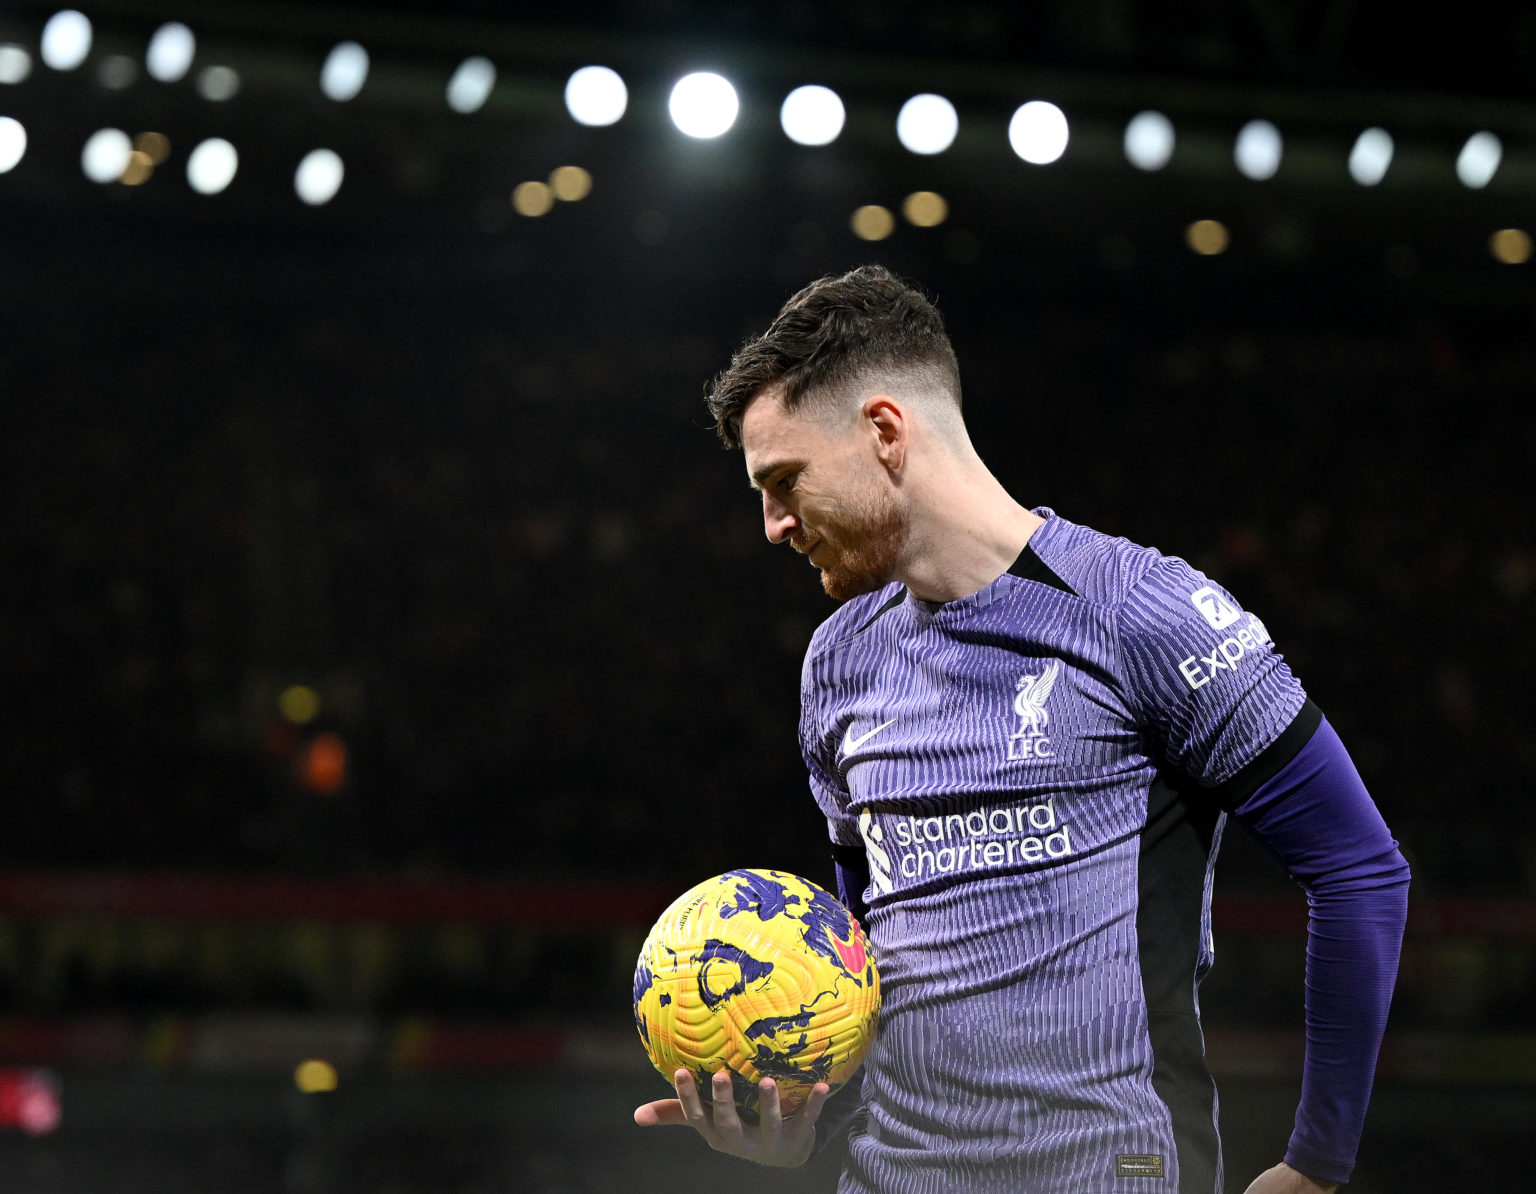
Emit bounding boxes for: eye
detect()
[776,471,799,493]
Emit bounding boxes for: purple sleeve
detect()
[1227,714,1410,1186]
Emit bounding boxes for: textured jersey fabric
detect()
[800,509,1307,1193]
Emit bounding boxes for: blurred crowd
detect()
[1,269,1532,905]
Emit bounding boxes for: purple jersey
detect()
[800,509,1306,1193]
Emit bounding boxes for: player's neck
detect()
[897,463,1042,604]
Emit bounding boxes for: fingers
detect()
[709,1071,743,1134]
[757,1077,783,1135]
[797,1082,833,1127]
[633,1098,686,1127]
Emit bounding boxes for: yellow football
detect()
[632,868,880,1121]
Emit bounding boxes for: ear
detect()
[863,395,907,472]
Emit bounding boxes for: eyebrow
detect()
[748,459,798,490]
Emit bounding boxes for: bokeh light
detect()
[294,1060,339,1093]
[41,11,92,72]
[0,45,32,85]
[1489,228,1531,264]
[146,22,195,83]
[1186,219,1230,255]
[446,56,496,114]
[896,94,958,155]
[0,116,26,173]
[97,55,137,90]
[119,150,154,186]
[1348,128,1394,186]
[1008,101,1069,165]
[564,66,626,127]
[902,191,948,227]
[1124,111,1174,171]
[196,65,240,102]
[135,132,171,166]
[320,42,369,102]
[1456,132,1501,189]
[780,85,845,146]
[668,72,738,139]
[851,205,895,241]
[278,684,319,724]
[81,128,132,183]
[512,180,554,216]
[549,165,592,202]
[1234,120,1282,180]
[295,148,344,205]
[302,733,347,795]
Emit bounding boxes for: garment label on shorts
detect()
[1116,1153,1165,1178]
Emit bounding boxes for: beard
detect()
[801,485,909,602]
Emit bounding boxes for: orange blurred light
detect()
[302,732,347,795]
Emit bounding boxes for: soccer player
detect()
[634,266,1410,1193]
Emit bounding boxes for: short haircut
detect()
[705,264,962,448]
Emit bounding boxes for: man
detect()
[635,265,1409,1192]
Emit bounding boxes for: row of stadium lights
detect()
[0,11,1531,264]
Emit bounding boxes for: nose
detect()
[762,491,798,544]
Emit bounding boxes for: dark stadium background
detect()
[1,2,1533,1190]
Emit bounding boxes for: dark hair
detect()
[705,264,961,447]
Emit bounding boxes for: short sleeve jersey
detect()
[799,509,1306,1194]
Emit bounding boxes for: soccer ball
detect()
[632,868,880,1122]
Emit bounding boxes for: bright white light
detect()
[146,22,195,83]
[320,42,368,102]
[1008,100,1069,165]
[1124,110,1174,171]
[295,148,344,205]
[187,137,237,194]
[1456,131,1502,189]
[896,94,958,155]
[81,127,132,183]
[1234,119,1282,180]
[0,44,32,85]
[1348,127,1394,186]
[780,84,844,146]
[41,10,92,71]
[197,65,240,102]
[565,65,626,127]
[0,116,26,172]
[669,72,738,138]
[446,56,495,114]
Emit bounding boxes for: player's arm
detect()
[1117,559,1409,1188]
[1212,702,1410,1189]
[633,1069,832,1167]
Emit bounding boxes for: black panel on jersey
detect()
[1208,699,1323,811]
[855,587,907,634]
[1137,767,1223,1193]
[1006,543,1078,595]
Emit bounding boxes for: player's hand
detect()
[1241,1162,1338,1194]
[633,1068,831,1168]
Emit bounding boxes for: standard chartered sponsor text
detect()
[891,796,1073,878]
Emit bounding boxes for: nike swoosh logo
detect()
[843,719,896,755]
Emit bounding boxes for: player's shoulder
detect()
[1023,508,1170,610]
[804,582,907,663]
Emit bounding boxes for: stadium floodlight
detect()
[1124,110,1174,171]
[197,65,240,102]
[1348,127,1394,186]
[896,94,958,155]
[320,42,368,102]
[41,10,92,71]
[1456,131,1501,189]
[187,137,238,194]
[81,127,131,182]
[565,65,627,126]
[1008,100,1069,165]
[295,148,344,205]
[0,44,32,84]
[446,56,496,114]
[669,72,739,138]
[780,85,845,146]
[0,116,26,172]
[146,22,195,83]
[1234,119,1282,180]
